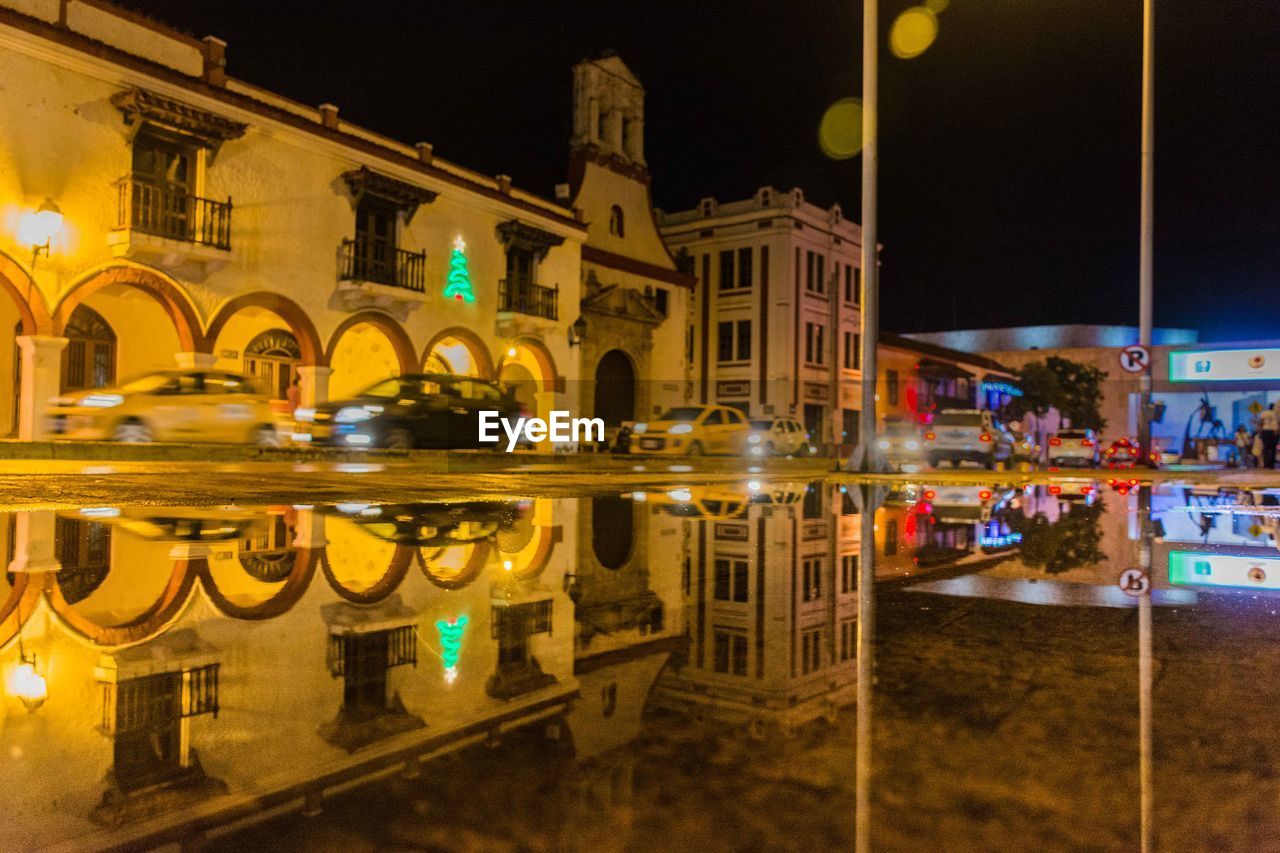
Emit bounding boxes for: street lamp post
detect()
[1137,0,1155,461]
[858,0,879,474]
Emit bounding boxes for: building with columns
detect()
[567,53,694,433]
[657,188,863,454]
[0,0,603,440]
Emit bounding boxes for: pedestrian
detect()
[1235,424,1253,468]
[1259,403,1279,470]
[612,423,633,455]
[286,374,302,416]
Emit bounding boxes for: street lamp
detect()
[18,197,63,265]
[9,640,47,713]
[567,316,587,348]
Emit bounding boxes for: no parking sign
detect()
[1120,345,1151,374]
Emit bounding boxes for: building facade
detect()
[0,1,697,443]
[658,188,863,453]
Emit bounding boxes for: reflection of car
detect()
[1010,431,1039,470]
[647,485,750,519]
[1046,479,1098,504]
[63,505,267,540]
[322,500,524,545]
[922,409,1015,469]
[632,405,751,456]
[1047,429,1100,467]
[746,417,810,457]
[47,370,279,445]
[920,484,1016,523]
[298,374,520,449]
[1104,437,1158,468]
[878,421,924,470]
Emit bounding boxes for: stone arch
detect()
[43,557,200,647]
[319,544,414,604]
[593,348,637,428]
[418,541,492,590]
[53,264,201,351]
[497,336,558,393]
[205,292,323,365]
[324,310,416,373]
[0,250,52,335]
[421,326,496,379]
[197,549,320,620]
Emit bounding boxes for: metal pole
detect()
[1137,485,1154,853]
[855,484,877,853]
[857,0,879,474]
[1137,0,1155,460]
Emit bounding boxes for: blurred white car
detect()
[745,417,810,457]
[878,421,924,470]
[1047,429,1100,467]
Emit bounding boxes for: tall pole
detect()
[855,486,876,853]
[858,0,879,473]
[1136,486,1154,853]
[1137,0,1155,459]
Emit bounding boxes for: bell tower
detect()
[571,51,646,169]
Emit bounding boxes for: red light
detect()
[978,490,992,500]
[924,432,936,441]
[1129,478,1139,486]
[1081,485,1093,494]
[1049,437,1062,446]
[923,489,936,500]
[1049,485,1062,495]
[979,433,992,442]
[1081,439,1094,447]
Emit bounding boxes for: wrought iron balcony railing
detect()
[116,177,232,250]
[340,237,426,292]
[499,278,558,320]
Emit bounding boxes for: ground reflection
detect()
[0,480,1278,849]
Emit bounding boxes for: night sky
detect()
[118,0,1280,342]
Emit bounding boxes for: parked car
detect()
[1103,436,1159,468]
[745,416,810,457]
[46,369,279,445]
[631,405,752,456]
[1010,430,1040,471]
[878,421,925,471]
[297,374,521,449]
[1047,428,1100,468]
[922,409,1016,469]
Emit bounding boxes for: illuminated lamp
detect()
[9,640,47,712]
[18,198,63,265]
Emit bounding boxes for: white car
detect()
[878,421,925,470]
[1047,429,1100,467]
[745,417,810,457]
[922,409,1016,469]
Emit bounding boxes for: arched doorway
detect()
[244,329,300,400]
[61,305,116,392]
[593,349,636,428]
[497,339,557,421]
[591,496,633,569]
[422,330,491,378]
[326,313,415,401]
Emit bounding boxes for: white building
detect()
[657,188,864,453]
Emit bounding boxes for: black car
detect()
[302,374,522,449]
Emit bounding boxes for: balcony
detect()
[499,278,559,321]
[107,178,233,279]
[335,237,427,318]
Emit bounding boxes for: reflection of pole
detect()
[856,484,877,852]
[1137,0,1155,461]
[1137,485,1154,853]
[857,0,879,473]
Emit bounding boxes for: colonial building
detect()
[567,53,694,433]
[0,0,602,440]
[657,188,864,454]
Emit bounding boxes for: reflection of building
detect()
[877,333,1020,427]
[657,188,863,453]
[652,484,858,736]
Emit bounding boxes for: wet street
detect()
[2,475,1279,851]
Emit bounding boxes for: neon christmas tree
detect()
[436,615,469,683]
[443,236,476,303]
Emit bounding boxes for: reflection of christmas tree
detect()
[436,616,469,683]
[443,236,476,303]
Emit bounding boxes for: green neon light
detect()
[443,236,476,303]
[436,615,469,682]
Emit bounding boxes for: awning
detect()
[917,359,973,380]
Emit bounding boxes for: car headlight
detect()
[906,440,919,450]
[294,407,316,422]
[632,423,647,434]
[666,489,692,502]
[669,423,693,434]
[748,434,761,444]
[334,406,375,424]
[878,439,890,449]
[81,393,124,408]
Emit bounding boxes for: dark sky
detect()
[119,0,1280,342]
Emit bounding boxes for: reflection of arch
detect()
[592,496,633,569]
[418,540,491,590]
[0,573,38,653]
[608,204,625,238]
[421,327,495,379]
[202,550,320,620]
[324,310,416,374]
[53,265,201,352]
[503,524,559,581]
[319,544,413,603]
[239,549,297,582]
[498,336,558,392]
[45,557,200,647]
[205,292,323,365]
[0,250,52,335]
[594,349,636,428]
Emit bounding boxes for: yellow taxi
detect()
[46,369,280,445]
[631,404,752,456]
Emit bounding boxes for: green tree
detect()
[443,236,476,303]
[1011,501,1106,574]
[1009,361,1062,419]
[1009,356,1106,431]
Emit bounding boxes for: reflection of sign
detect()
[716,381,750,398]
[804,383,829,401]
[1170,348,1280,382]
[1118,567,1150,596]
[1169,551,1280,590]
[436,616,469,683]
[1119,345,1150,374]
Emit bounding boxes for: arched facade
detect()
[324,311,417,401]
[421,326,495,379]
[53,265,201,353]
[204,292,324,366]
[593,348,637,428]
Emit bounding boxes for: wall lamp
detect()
[18,198,63,266]
[10,638,47,713]
[568,316,587,348]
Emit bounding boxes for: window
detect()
[653,287,669,317]
[842,331,860,370]
[609,204,625,237]
[714,557,750,602]
[713,630,748,675]
[842,408,859,445]
[702,409,724,425]
[806,251,815,291]
[844,264,861,304]
[737,320,752,360]
[841,554,857,593]
[803,484,824,518]
[719,250,735,290]
[737,247,753,288]
[105,664,219,792]
[887,369,899,405]
[718,322,734,362]
[817,254,826,294]
[885,519,899,556]
[760,245,769,287]
[805,323,826,365]
[839,620,855,661]
[802,557,823,602]
[61,305,116,393]
[841,489,856,515]
[801,629,822,674]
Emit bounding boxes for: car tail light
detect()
[978,490,992,500]
[1049,438,1062,446]
[979,433,992,442]
[1105,448,1115,455]
[1081,485,1094,494]
[1049,485,1062,495]
[923,489,936,500]
[1081,439,1095,447]
[924,432,936,441]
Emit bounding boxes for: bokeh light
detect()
[925,0,949,13]
[818,98,863,160]
[890,6,939,60]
